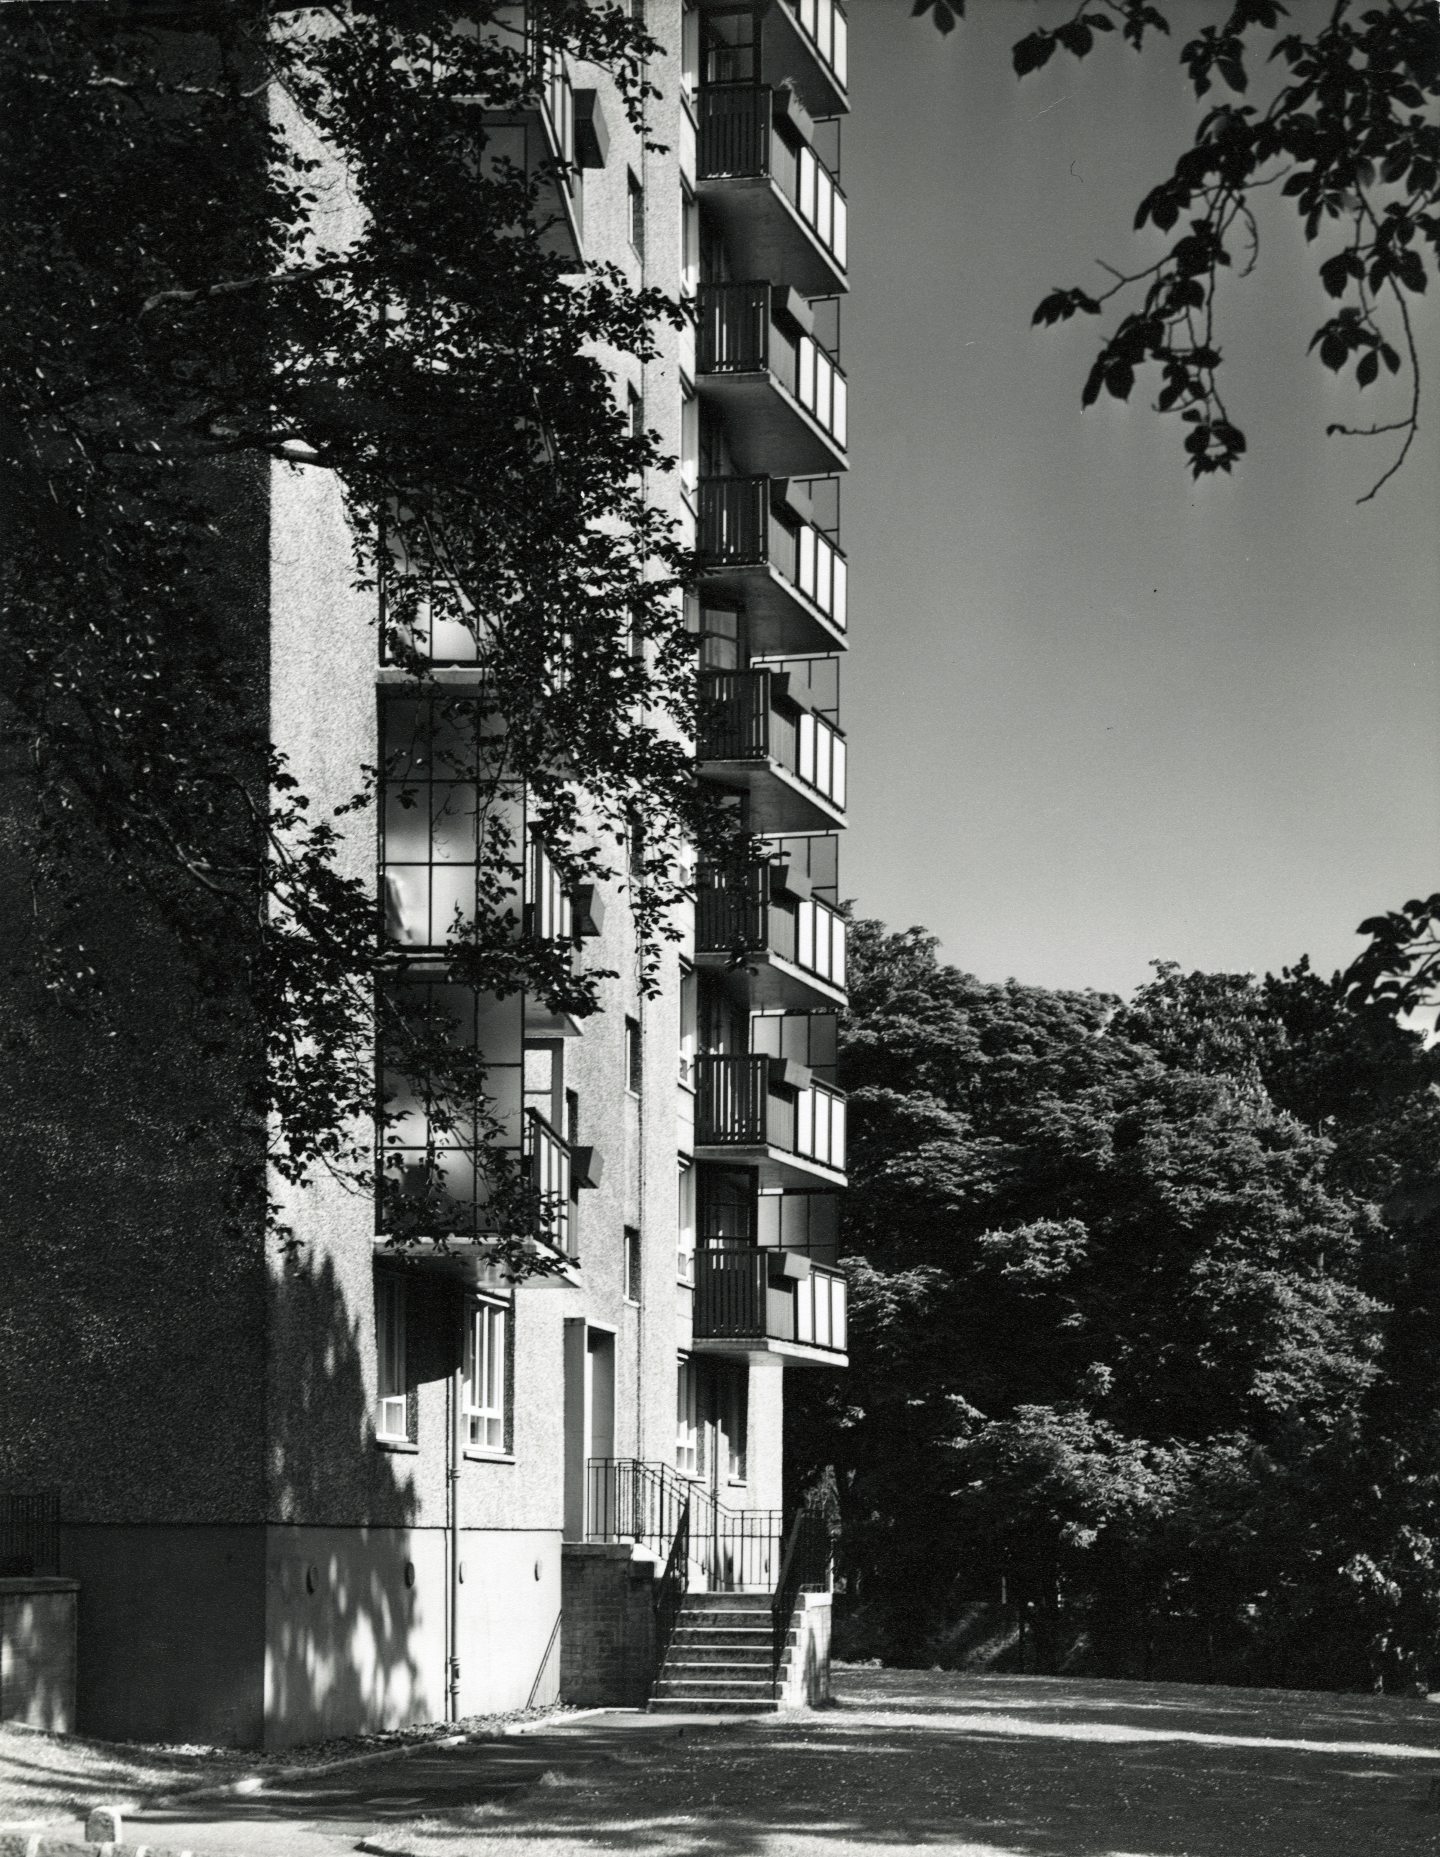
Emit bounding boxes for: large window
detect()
[381,695,519,950]
[375,1275,411,1442]
[463,1299,509,1453]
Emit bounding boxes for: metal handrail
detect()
[654,1497,691,1683]
[586,1458,782,1592]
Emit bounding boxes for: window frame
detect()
[463,1296,511,1457]
[375,1274,413,1444]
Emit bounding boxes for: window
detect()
[677,1158,696,1283]
[375,1276,410,1442]
[627,170,644,261]
[676,1357,699,1475]
[625,1016,643,1096]
[719,1364,748,1484]
[678,965,697,1088]
[463,1299,508,1453]
[680,382,698,502]
[566,1087,580,1148]
[680,188,699,302]
[627,382,644,442]
[381,694,520,949]
[624,1226,642,1304]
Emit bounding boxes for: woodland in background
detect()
[787,920,1440,1692]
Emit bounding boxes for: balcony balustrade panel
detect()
[697,87,847,278]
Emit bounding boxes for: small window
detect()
[566,1087,580,1148]
[680,383,698,502]
[676,1356,699,1475]
[464,1300,509,1454]
[627,383,644,442]
[627,170,644,261]
[625,1016,643,1096]
[677,1158,696,1283]
[720,1364,748,1483]
[624,1226,642,1304]
[680,189,699,302]
[375,1276,410,1442]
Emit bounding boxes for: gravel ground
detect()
[8,1668,1440,1856]
[338,1667,1440,1857]
[0,1707,573,1827]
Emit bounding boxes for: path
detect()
[21,1668,1440,1857]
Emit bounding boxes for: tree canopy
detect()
[791,922,1440,1688]
[1,2,728,1258]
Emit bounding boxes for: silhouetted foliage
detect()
[790,921,1440,1689]
[915,0,1440,500]
[1,3,729,1260]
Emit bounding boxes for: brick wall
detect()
[559,1543,656,1708]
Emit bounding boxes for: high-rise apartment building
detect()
[1,0,851,1746]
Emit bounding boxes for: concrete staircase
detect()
[648,1591,779,1714]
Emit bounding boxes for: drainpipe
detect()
[447,1354,462,1721]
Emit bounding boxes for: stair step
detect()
[672,1629,773,1647]
[665,1645,772,1666]
[649,1698,778,1715]
[678,1592,775,1610]
[654,1680,777,1700]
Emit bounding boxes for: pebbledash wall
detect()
[0,0,851,1748]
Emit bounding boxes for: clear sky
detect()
[839,0,1440,997]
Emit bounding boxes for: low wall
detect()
[778,1591,832,1708]
[1,1577,78,1731]
[559,1543,656,1708]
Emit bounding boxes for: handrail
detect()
[654,1496,691,1686]
[771,1473,839,1680]
[586,1458,782,1592]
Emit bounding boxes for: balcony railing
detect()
[695,1053,847,1171]
[787,0,848,92]
[698,669,847,814]
[697,86,847,276]
[693,1244,848,1355]
[698,283,847,454]
[586,1457,782,1592]
[698,477,847,632]
[696,863,847,992]
[523,1108,572,1255]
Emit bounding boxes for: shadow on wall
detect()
[262,1249,434,1749]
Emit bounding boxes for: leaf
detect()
[1319,252,1357,298]
[1105,361,1135,400]
[1318,333,1349,371]
[1356,349,1378,387]
[1012,31,1056,77]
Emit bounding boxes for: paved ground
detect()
[11,1668,1440,1857]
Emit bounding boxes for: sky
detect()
[838,0,1440,998]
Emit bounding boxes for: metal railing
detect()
[772,1474,839,1678]
[698,284,847,451]
[0,1491,59,1577]
[586,1458,782,1592]
[694,1055,847,1172]
[695,1052,771,1146]
[523,1109,572,1255]
[696,862,770,955]
[698,669,846,812]
[697,87,847,272]
[693,1246,848,1352]
[696,863,847,991]
[525,836,573,946]
[697,477,848,631]
[654,1498,691,1677]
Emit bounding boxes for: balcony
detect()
[698,668,846,833]
[698,284,847,477]
[698,477,846,655]
[697,86,847,296]
[691,1243,848,1364]
[779,0,848,115]
[694,1052,846,1187]
[696,860,847,1010]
